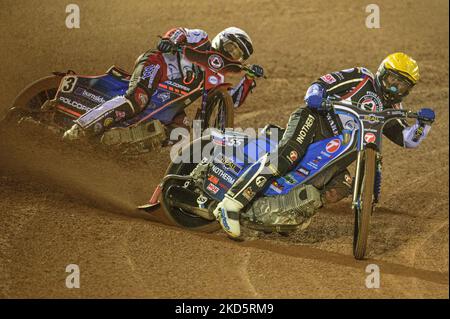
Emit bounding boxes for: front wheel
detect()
[202,86,234,131]
[353,147,376,260]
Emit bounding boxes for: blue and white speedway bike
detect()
[140,100,423,259]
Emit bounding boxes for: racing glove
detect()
[417,107,435,125]
[245,64,264,79]
[305,83,326,110]
[157,38,175,53]
[403,108,435,148]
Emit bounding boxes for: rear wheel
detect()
[353,147,376,260]
[160,136,220,232]
[3,75,61,123]
[203,86,234,131]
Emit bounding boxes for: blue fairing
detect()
[87,75,129,98]
[205,129,356,200]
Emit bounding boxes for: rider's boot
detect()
[213,195,244,238]
[321,170,353,206]
[212,153,278,238]
[62,96,136,141]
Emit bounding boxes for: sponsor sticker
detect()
[207,183,220,194]
[297,167,310,177]
[208,175,219,185]
[74,87,107,104]
[214,153,242,175]
[157,91,171,103]
[59,96,91,112]
[326,139,341,153]
[211,165,236,184]
[289,151,298,162]
[270,181,284,194]
[243,187,255,200]
[255,176,267,188]
[364,132,376,143]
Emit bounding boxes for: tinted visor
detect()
[223,40,244,61]
[382,70,414,96]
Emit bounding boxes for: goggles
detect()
[382,70,414,96]
[223,40,244,61]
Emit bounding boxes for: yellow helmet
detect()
[376,52,419,103]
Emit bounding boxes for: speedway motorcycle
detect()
[139,99,422,259]
[3,47,250,154]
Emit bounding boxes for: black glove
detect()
[157,38,175,53]
[246,64,264,78]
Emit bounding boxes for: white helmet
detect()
[211,27,254,61]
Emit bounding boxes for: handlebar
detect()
[322,98,419,119]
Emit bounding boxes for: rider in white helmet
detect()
[63,27,264,140]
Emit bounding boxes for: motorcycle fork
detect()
[352,150,364,210]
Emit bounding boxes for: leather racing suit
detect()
[74,28,257,135]
[220,66,433,224]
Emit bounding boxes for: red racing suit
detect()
[76,27,256,133]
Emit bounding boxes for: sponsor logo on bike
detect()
[211,165,236,184]
[295,114,315,144]
[284,174,297,185]
[364,132,376,143]
[362,114,384,124]
[269,181,284,194]
[243,187,255,200]
[59,96,91,112]
[208,175,219,185]
[326,112,340,136]
[206,183,220,194]
[255,176,267,188]
[214,153,242,175]
[289,151,298,162]
[326,139,341,153]
[297,167,310,177]
[220,209,231,231]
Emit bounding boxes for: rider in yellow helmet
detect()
[213,52,436,239]
[375,52,420,104]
